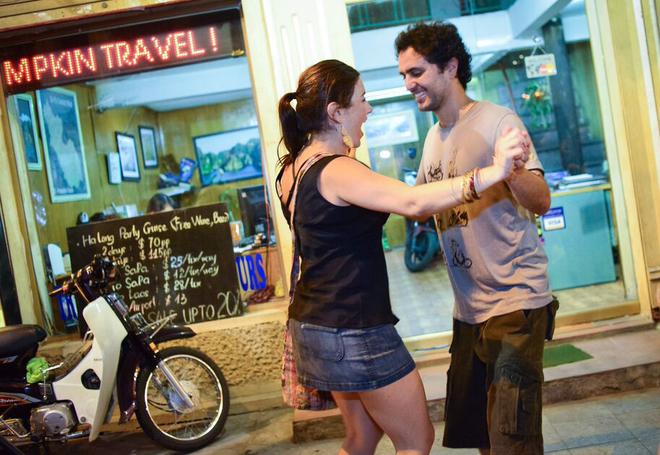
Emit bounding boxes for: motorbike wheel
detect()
[135,346,229,452]
[404,231,436,272]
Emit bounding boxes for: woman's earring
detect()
[340,125,355,149]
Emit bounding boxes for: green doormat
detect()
[543,344,593,368]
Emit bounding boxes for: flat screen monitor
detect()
[237,185,269,238]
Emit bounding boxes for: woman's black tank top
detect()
[279,155,398,328]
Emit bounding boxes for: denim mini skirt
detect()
[289,319,416,392]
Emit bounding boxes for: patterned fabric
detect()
[280,152,336,410]
[281,321,335,410]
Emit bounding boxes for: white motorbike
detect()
[0,257,229,452]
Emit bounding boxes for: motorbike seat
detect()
[0,325,47,357]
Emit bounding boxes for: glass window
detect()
[352,0,636,340]
[461,0,516,15]
[348,0,431,32]
[2,8,285,332]
[347,0,518,32]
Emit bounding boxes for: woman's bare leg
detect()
[359,369,434,455]
[332,391,384,455]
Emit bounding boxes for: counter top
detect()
[551,183,611,197]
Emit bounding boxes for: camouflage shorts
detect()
[442,298,559,455]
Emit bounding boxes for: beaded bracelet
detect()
[471,168,481,200]
[461,172,472,203]
[461,168,481,203]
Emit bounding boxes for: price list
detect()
[67,203,242,325]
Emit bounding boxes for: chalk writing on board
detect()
[66,203,242,325]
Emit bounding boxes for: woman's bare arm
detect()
[320,128,528,217]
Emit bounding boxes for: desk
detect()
[541,185,616,291]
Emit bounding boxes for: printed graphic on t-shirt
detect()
[427,160,444,181]
[449,239,472,269]
[425,161,469,232]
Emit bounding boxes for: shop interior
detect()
[349,0,636,338]
[2,0,639,338]
[3,7,285,332]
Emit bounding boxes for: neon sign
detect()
[1,10,242,94]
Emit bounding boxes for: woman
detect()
[276,59,529,455]
[146,193,178,213]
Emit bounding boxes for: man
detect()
[396,22,559,455]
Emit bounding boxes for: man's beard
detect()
[418,92,442,112]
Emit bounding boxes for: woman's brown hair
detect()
[277,59,359,167]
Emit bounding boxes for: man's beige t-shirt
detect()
[418,101,552,324]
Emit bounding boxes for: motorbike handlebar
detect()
[49,256,119,302]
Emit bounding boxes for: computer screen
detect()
[237,185,269,238]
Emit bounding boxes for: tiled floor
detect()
[542,390,660,454]
[43,387,660,454]
[385,246,454,337]
[385,246,629,339]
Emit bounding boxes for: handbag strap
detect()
[286,152,334,305]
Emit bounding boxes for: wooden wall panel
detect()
[157,98,265,220]
[18,88,265,255]
[0,0,193,31]
[0,1,103,17]
[91,104,161,213]
[23,84,162,250]
[158,98,259,174]
[26,84,100,250]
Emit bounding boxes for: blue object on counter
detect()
[179,158,196,183]
[542,188,616,291]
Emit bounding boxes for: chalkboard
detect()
[66,203,243,325]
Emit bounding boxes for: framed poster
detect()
[364,109,419,148]
[13,94,42,170]
[36,88,91,203]
[193,126,262,186]
[139,125,158,168]
[115,132,140,181]
[107,152,121,184]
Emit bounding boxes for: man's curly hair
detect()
[395,22,472,89]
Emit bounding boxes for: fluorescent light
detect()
[366,86,410,102]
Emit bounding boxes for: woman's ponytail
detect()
[278,92,307,167]
[277,60,360,168]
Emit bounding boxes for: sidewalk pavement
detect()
[40,386,660,454]
[32,325,660,454]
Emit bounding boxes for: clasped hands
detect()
[493,127,531,179]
